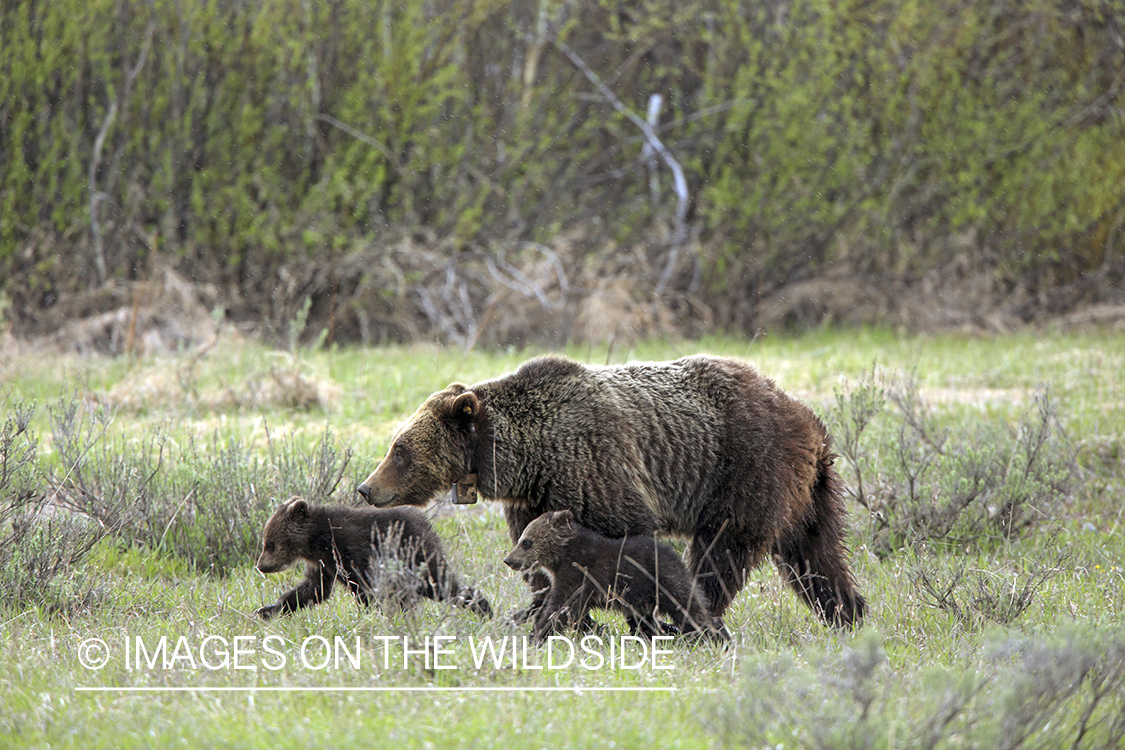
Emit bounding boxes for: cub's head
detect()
[256,497,314,574]
[356,384,479,508]
[503,510,578,573]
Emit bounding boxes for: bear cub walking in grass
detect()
[504,510,729,644]
[255,497,491,619]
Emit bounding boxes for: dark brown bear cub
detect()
[503,510,729,644]
[357,354,865,628]
[255,497,491,619]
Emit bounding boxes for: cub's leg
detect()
[257,564,335,619]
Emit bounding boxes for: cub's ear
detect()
[450,390,479,423]
[287,498,309,517]
[554,509,575,528]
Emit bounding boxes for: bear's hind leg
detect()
[772,458,866,628]
[687,523,761,618]
[626,614,669,638]
[418,563,494,618]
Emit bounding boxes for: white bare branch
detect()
[88,22,154,285]
[555,41,690,296]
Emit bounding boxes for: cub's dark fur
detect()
[255,497,490,619]
[504,510,729,643]
[358,354,865,628]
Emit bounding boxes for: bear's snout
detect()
[356,463,395,506]
[256,557,283,574]
[356,481,394,507]
[356,481,390,506]
[503,554,522,571]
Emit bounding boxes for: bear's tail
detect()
[773,449,866,628]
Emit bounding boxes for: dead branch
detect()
[315,114,406,177]
[88,22,154,285]
[555,40,690,295]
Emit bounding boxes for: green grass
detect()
[2,329,1125,748]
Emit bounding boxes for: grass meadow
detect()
[2,327,1124,748]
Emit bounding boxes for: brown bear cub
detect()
[357,354,866,629]
[503,510,729,644]
[255,497,491,619]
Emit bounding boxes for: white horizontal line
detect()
[76,686,676,693]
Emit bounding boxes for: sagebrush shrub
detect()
[829,370,1075,557]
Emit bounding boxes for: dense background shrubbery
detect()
[3,0,1125,344]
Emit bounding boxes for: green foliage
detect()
[0,331,1124,747]
[829,369,1076,557]
[910,538,1072,628]
[710,626,1125,749]
[0,397,37,507]
[0,397,106,613]
[3,0,1122,306]
[1,385,353,579]
[695,0,1125,285]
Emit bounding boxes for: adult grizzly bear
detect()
[357,354,865,627]
[504,510,729,644]
[255,497,491,619]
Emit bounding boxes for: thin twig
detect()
[315,114,406,177]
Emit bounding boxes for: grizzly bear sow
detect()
[504,510,729,643]
[357,354,865,627]
[255,497,491,619]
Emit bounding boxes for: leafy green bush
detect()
[3,0,1122,336]
[52,422,354,575]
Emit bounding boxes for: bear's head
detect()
[357,384,479,508]
[503,510,577,573]
[256,497,314,574]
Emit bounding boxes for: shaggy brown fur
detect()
[504,510,729,643]
[357,354,865,627]
[254,497,491,619]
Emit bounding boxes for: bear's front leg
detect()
[257,564,334,619]
[626,614,675,638]
[531,598,578,644]
[510,570,552,624]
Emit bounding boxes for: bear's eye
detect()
[393,445,406,464]
[520,539,533,549]
[264,541,276,554]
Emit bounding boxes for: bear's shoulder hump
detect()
[513,355,587,382]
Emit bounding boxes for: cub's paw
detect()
[509,603,540,625]
[255,604,280,620]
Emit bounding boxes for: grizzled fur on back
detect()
[358,354,865,628]
[504,510,728,643]
[255,497,490,619]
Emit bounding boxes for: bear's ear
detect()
[287,498,309,518]
[554,509,575,529]
[450,390,479,424]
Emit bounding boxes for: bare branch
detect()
[314,114,406,177]
[555,41,690,295]
[88,22,154,285]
